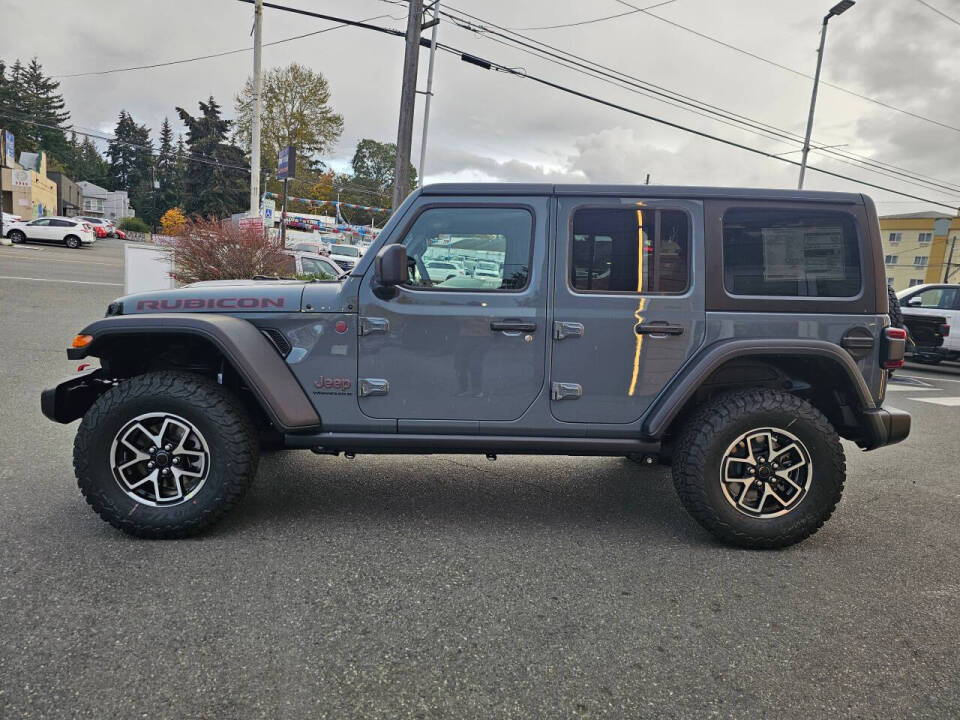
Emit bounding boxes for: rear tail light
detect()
[883,327,907,369]
[941,324,951,337]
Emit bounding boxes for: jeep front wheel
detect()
[74,371,259,538]
[672,389,845,549]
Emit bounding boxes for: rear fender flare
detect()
[642,339,876,439]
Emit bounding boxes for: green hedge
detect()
[118,217,150,233]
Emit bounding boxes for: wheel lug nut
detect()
[172,457,180,465]
[164,444,172,451]
[147,461,155,469]
[148,446,156,453]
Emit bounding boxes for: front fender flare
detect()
[69,313,320,431]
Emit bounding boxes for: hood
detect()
[115,279,308,314]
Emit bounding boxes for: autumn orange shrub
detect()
[160,207,187,236]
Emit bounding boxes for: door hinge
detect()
[358,378,389,397]
[553,321,585,340]
[552,382,582,400]
[359,316,389,336]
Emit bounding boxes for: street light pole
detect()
[249,0,264,215]
[797,0,855,190]
[418,0,440,188]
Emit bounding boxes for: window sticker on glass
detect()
[761,227,846,282]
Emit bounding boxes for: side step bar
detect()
[283,432,660,456]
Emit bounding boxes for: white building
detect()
[76,181,135,222]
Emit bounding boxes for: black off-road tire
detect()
[887,284,904,329]
[74,371,259,538]
[672,389,845,549]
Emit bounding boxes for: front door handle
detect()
[635,322,685,336]
[491,320,537,333]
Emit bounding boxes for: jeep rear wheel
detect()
[672,389,845,549]
[74,371,259,538]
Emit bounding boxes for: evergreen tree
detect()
[0,57,70,160]
[107,110,154,221]
[156,117,178,214]
[172,135,188,209]
[176,96,247,218]
[79,136,110,187]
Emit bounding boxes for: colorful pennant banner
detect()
[264,191,391,214]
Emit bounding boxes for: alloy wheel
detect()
[719,427,812,518]
[109,412,210,507]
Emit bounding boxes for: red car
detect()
[114,229,127,240]
[93,225,108,239]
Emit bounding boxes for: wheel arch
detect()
[68,314,320,432]
[644,339,877,447]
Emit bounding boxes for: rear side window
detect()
[722,208,861,297]
[570,208,690,293]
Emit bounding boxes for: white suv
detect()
[5,216,97,249]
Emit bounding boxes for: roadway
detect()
[1,239,958,718]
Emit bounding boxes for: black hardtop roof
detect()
[420,182,864,204]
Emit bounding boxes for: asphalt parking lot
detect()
[1,239,958,718]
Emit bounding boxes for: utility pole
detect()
[945,234,957,282]
[392,0,424,211]
[798,1,855,190]
[418,0,440,188]
[249,0,264,215]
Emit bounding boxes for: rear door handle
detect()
[491,320,537,332]
[635,322,685,336]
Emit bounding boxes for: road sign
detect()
[277,145,296,180]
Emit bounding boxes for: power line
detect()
[509,0,676,32]
[0,112,252,173]
[440,4,960,197]
[915,0,960,26]
[53,12,401,79]
[607,0,960,136]
[237,1,960,209]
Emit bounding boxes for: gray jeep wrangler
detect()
[42,184,910,548]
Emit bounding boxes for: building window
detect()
[885,255,898,265]
[918,232,932,244]
[888,232,902,243]
[571,208,690,294]
[887,277,895,287]
[913,256,928,267]
[909,278,924,287]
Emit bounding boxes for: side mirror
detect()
[906,296,922,307]
[376,244,408,286]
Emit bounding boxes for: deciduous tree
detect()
[234,63,343,173]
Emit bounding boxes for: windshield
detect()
[331,244,360,257]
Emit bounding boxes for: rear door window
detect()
[722,208,861,297]
[570,208,690,293]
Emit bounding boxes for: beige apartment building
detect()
[880,212,960,291]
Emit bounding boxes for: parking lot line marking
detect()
[909,396,960,406]
[0,255,122,267]
[885,385,933,391]
[0,275,122,287]
[900,374,960,384]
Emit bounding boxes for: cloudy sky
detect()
[5,0,960,214]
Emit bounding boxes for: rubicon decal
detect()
[313,375,353,396]
[135,297,285,311]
